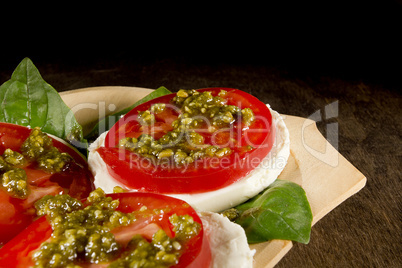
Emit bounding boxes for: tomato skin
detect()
[0,217,51,268]
[0,190,33,245]
[0,192,211,268]
[99,88,275,194]
[0,123,94,246]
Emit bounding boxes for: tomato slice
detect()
[0,192,211,267]
[0,123,94,245]
[98,88,275,194]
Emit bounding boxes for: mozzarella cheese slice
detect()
[200,211,255,268]
[88,105,290,212]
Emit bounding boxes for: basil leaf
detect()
[0,58,86,147]
[234,180,313,244]
[85,86,172,141]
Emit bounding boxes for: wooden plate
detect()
[60,86,367,267]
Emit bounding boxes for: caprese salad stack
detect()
[88,88,290,212]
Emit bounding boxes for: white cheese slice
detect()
[88,106,290,212]
[200,211,255,268]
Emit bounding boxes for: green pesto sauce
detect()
[119,89,255,166]
[33,188,201,268]
[109,214,200,268]
[220,207,241,221]
[0,166,28,198]
[21,127,72,173]
[0,127,72,199]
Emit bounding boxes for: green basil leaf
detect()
[0,58,86,147]
[234,180,313,244]
[85,86,172,141]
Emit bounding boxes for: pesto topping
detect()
[0,149,29,198]
[173,89,243,127]
[241,108,255,126]
[33,188,201,267]
[150,103,166,113]
[36,147,71,173]
[109,228,185,267]
[174,89,255,126]
[138,110,155,126]
[34,188,132,267]
[169,214,201,241]
[0,127,72,199]
[3,148,25,166]
[109,213,201,267]
[1,167,28,198]
[21,127,72,173]
[21,127,54,159]
[220,207,241,221]
[119,89,255,166]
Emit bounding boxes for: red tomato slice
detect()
[0,123,94,246]
[0,192,211,268]
[98,88,275,194]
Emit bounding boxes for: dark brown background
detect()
[1,2,401,266]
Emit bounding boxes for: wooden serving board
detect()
[60,86,367,268]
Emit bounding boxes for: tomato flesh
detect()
[0,123,94,246]
[98,88,275,194]
[0,192,211,267]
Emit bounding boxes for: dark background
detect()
[1,2,401,267]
